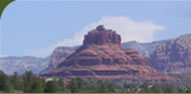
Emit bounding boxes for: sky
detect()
[0,0,191,57]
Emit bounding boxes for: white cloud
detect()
[25,16,166,57]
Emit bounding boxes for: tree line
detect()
[0,70,191,93]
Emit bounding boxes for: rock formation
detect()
[47,47,76,69]
[41,25,175,81]
[150,34,191,74]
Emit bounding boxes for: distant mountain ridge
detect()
[122,40,166,57]
[0,56,50,75]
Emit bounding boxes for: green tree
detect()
[187,88,191,93]
[160,83,177,93]
[23,71,34,92]
[10,72,23,91]
[140,83,154,93]
[44,79,59,93]
[30,77,45,93]
[0,71,12,92]
[68,78,84,93]
[150,83,162,93]
[57,78,65,91]
[96,80,115,93]
[123,82,139,93]
[23,71,45,93]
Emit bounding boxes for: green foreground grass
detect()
[0,93,191,94]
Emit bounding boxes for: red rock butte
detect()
[41,25,176,82]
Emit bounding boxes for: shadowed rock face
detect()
[150,34,191,74]
[41,25,175,81]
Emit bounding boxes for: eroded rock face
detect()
[47,47,76,69]
[41,25,175,81]
[150,34,191,74]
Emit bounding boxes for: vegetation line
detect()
[0,0,15,19]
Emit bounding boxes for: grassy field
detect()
[0,93,191,94]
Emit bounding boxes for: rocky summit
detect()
[41,25,175,81]
[83,25,121,45]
